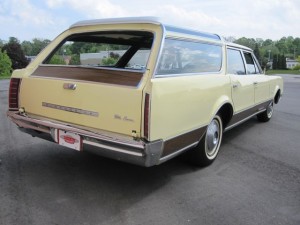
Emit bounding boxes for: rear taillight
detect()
[9,78,21,110]
[144,93,150,140]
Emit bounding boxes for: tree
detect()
[255,38,264,47]
[0,49,12,77]
[224,36,236,42]
[21,40,33,56]
[254,44,261,63]
[280,54,286,69]
[31,38,51,55]
[272,54,279,70]
[21,38,51,56]
[0,39,4,48]
[275,37,288,54]
[275,54,286,70]
[262,39,273,47]
[9,37,20,44]
[292,38,300,59]
[234,37,256,50]
[2,40,29,69]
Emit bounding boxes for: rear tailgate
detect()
[19,66,145,136]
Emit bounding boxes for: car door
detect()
[242,52,270,104]
[227,48,255,112]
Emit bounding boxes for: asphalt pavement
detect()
[0,75,299,225]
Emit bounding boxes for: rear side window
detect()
[227,49,246,75]
[156,39,222,76]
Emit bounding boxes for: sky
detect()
[0,0,299,42]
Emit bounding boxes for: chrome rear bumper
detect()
[7,111,163,167]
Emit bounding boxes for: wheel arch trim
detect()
[210,96,234,128]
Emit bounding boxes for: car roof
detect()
[70,17,221,42]
[70,17,161,28]
[226,42,252,51]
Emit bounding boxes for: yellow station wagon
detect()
[7,17,283,167]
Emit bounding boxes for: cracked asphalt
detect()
[0,75,299,225]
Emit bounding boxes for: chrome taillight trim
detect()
[8,78,21,110]
[143,93,150,140]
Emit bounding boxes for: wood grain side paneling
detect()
[162,126,207,157]
[31,66,144,87]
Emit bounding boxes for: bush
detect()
[293,64,300,70]
[69,54,80,65]
[101,57,118,66]
[0,49,12,77]
[48,55,66,65]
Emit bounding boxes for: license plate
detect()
[57,130,82,151]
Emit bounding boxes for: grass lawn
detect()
[266,70,300,75]
[0,76,11,80]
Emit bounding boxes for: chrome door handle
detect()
[233,84,238,88]
[63,83,77,90]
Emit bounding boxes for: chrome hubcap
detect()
[267,102,273,118]
[206,119,220,158]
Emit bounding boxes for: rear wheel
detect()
[257,101,273,122]
[188,115,223,167]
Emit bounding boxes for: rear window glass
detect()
[44,31,153,70]
[156,39,222,76]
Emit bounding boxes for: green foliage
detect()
[48,55,66,65]
[292,56,300,70]
[2,41,29,69]
[266,70,300,75]
[272,55,278,70]
[0,49,12,77]
[0,39,4,48]
[254,44,261,62]
[234,37,256,50]
[293,64,300,70]
[9,37,20,44]
[21,38,51,56]
[69,54,80,65]
[100,53,120,66]
[21,40,33,56]
[272,54,286,70]
[232,36,300,69]
[101,57,118,66]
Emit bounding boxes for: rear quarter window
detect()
[156,39,222,76]
[243,52,262,74]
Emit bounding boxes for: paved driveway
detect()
[0,75,299,225]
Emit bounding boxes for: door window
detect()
[243,52,262,74]
[227,49,246,75]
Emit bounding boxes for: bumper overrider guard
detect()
[7,111,163,167]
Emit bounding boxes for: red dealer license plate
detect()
[57,130,82,151]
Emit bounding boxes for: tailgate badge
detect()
[63,83,77,90]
